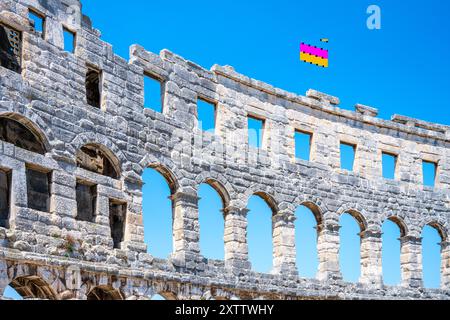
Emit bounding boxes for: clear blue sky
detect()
[84,0,450,124]
[5,0,447,299]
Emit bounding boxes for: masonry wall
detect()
[0,0,449,300]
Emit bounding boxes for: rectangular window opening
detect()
[76,182,97,222]
[26,168,51,212]
[382,152,397,180]
[340,142,356,171]
[248,116,265,149]
[144,74,163,112]
[109,200,126,249]
[0,22,22,73]
[0,169,11,229]
[28,9,45,37]
[86,66,102,108]
[295,130,312,161]
[197,98,216,132]
[423,160,437,188]
[63,27,75,53]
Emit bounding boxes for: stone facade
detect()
[0,0,449,300]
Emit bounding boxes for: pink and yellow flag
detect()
[300,43,329,68]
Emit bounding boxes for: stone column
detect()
[272,210,297,275]
[400,236,423,288]
[94,185,126,246]
[9,161,27,229]
[63,264,82,300]
[94,193,110,225]
[50,170,77,227]
[122,178,147,253]
[123,203,147,253]
[316,222,342,281]
[359,230,383,286]
[170,191,200,269]
[223,206,251,270]
[440,240,450,290]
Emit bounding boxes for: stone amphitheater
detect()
[0,0,449,300]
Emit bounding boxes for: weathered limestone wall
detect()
[0,0,449,300]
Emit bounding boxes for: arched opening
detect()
[87,285,123,300]
[76,144,120,179]
[157,291,177,300]
[339,211,365,283]
[142,166,176,259]
[295,204,321,278]
[8,276,57,300]
[246,193,276,273]
[0,117,46,154]
[382,217,405,285]
[2,285,23,300]
[422,224,443,289]
[198,181,226,260]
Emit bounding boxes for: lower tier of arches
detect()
[0,250,449,300]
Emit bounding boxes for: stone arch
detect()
[152,281,179,300]
[336,205,368,232]
[420,218,448,289]
[292,200,323,278]
[196,176,230,260]
[76,143,121,179]
[376,202,412,233]
[0,112,51,154]
[385,215,408,237]
[157,291,177,300]
[139,154,182,194]
[294,199,325,226]
[86,285,124,300]
[202,178,230,208]
[149,293,167,300]
[70,132,127,177]
[253,191,278,213]
[146,164,179,195]
[293,194,329,223]
[140,160,182,258]
[419,218,448,241]
[8,276,58,300]
[0,102,57,150]
[195,172,234,208]
[5,263,63,296]
[243,190,279,214]
[381,214,407,286]
[245,190,279,273]
[336,206,369,283]
[242,185,280,214]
